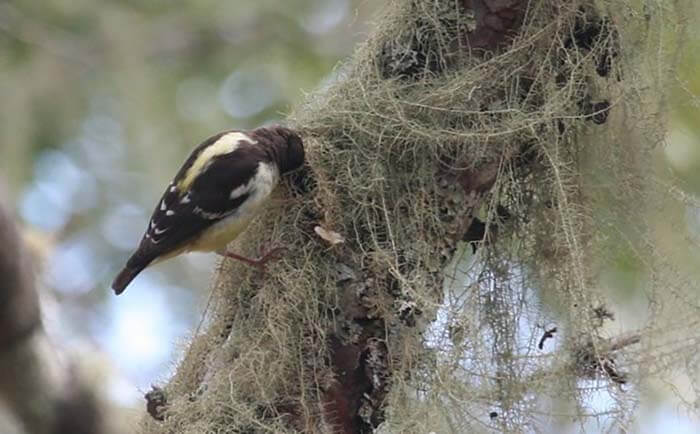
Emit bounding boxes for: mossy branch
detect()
[141,0,683,432]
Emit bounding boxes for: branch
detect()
[469,329,643,405]
[141,2,631,433]
[573,331,642,385]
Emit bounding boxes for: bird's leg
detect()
[221,251,267,269]
[219,244,287,270]
[255,242,288,265]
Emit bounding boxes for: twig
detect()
[538,327,558,350]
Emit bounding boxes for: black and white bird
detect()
[111,125,304,295]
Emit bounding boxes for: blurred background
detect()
[0,0,699,432]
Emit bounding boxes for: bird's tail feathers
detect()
[112,262,148,295]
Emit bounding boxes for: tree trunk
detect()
[0,194,104,434]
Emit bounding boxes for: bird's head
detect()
[269,126,305,174]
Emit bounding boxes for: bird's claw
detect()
[221,243,287,271]
[254,244,287,268]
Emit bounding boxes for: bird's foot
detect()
[221,243,287,271]
[254,243,287,268]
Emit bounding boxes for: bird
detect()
[111,125,304,295]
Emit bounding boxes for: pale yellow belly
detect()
[151,215,253,265]
[188,214,254,252]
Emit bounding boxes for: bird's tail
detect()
[112,262,148,295]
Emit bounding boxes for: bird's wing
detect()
[125,145,265,268]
